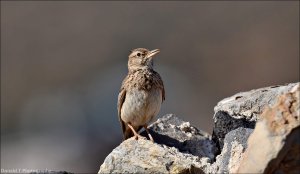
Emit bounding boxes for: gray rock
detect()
[213,82,298,148]
[209,127,253,173]
[98,114,216,174]
[237,83,300,173]
[141,114,217,160]
[98,138,210,174]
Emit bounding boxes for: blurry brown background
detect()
[1,1,299,173]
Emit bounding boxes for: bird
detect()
[117,48,165,142]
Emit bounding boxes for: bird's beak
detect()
[145,49,160,58]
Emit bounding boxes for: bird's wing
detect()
[154,71,165,102]
[118,76,136,140]
[117,86,126,136]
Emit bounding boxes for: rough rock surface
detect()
[99,138,207,174]
[140,114,217,159]
[209,127,253,173]
[237,83,300,173]
[99,114,217,173]
[98,82,300,174]
[213,83,298,148]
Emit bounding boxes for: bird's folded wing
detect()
[118,86,127,134]
[154,71,165,102]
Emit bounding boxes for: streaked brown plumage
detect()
[117,48,165,142]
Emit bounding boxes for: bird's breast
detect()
[121,88,162,127]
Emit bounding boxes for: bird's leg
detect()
[143,125,154,142]
[127,123,143,140]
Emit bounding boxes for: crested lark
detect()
[118,48,165,142]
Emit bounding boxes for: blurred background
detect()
[1,1,299,173]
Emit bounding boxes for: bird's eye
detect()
[137,53,141,57]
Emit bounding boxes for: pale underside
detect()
[121,88,162,129]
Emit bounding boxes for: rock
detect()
[140,114,217,160]
[98,114,217,174]
[98,82,300,174]
[209,128,253,173]
[98,138,205,174]
[237,83,300,173]
[213,83,298,148]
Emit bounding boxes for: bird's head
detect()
[127,48,160,72]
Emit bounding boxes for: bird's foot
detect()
[127,123,146,141]
[144,125,154,142]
